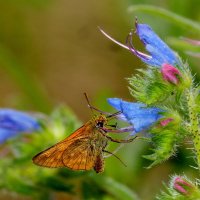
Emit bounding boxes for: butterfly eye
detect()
[96,121,104,128]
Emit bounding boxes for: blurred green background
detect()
[0,0,200,200]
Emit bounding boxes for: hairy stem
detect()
[187,89,200,170]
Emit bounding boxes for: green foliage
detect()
[196,88,200,114]
[0,106,80,198]
[38,176,74,193]
[143,129,177,168]
[128,5,200,34]
[1,1,200,200]
[128,61,192,106]
[128,68,174,105]
[82,179,106,200]
[143,109,184,168]
[127,53,200,169]
[125,6,200,198]
[166,37,200,54]
[0,106,139,199]
[91,175,139,200]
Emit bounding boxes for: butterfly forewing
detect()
[33,121,100,170]
[32,139,68,168]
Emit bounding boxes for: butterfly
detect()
[32,93,135,173]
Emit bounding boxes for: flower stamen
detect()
[126,30,151,60]
[98,27,129,50]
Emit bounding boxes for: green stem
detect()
[128,5,200,34]
[90,175,139,200]
[186,89,200,170]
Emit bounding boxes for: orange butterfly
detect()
[32,94,135,173]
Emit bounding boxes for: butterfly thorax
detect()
[89,114,109,149]
[88,114,109,173]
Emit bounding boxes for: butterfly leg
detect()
[100,130,137,143]
[101,126,134,134]
[107,135,137,143]
[103,150,126,167]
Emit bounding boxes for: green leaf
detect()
[128,5,200,34]
[166,37,200,53]
[90,175,140,200]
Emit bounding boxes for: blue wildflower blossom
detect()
[99,19,180,67]
[107,98,163,134]
[0,109,40,143]
[133,23,179,66]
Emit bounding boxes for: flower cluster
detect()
[100,20,182,84]
[101,19,194,168]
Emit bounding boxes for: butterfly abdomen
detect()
[94,153,104,173]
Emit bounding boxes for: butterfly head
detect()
[94,115,108,129]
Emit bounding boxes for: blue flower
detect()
[134,23,180,66]
[107,98,163,134]
[0,109,40,143]
[99,19,180,67]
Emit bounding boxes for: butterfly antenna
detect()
[84,92,91,107]
[107,111,122,119]
[103,150,127,167]
[83,93,112,115]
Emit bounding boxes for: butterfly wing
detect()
[32,122,98,169]
[62,138,97,170]
[32,139,69,168]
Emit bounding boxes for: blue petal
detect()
[107,98,122,110]
[136,24,179,67]
[108,98,163,133]
[0,128,18,143]
[0,109,40,143]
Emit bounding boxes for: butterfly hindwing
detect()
[62,139,97,170]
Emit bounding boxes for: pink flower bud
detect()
[161,63,181,84]
[182,38,200,46]
[160,118,173,126]
[173,176,193,195]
